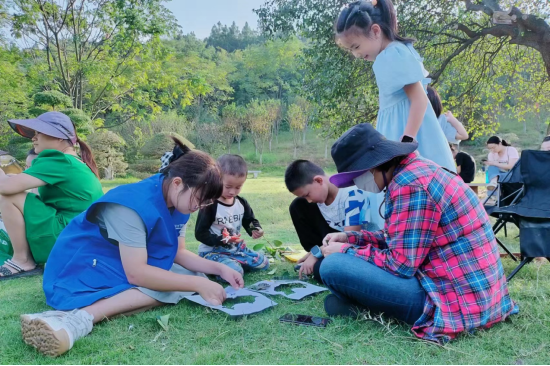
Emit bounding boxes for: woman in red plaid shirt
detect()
[317,123,518,343]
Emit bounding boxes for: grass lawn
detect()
[1,173,550,365]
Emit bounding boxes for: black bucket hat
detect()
[330,123,418,188]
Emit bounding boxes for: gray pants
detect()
[137,263,207,304]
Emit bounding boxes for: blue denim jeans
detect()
[487,165,508,182]
[320,253,427,324]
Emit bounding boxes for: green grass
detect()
[2,174,550,364]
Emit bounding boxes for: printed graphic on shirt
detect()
[317,186,369,231]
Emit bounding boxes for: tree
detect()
[33,91,72,111]
[264,99,281,152]
[88,131,127,180]
[8,0,180,123]
[221,103,245,153]
[246,100,272,165]
[287,97,311,158]
[206,21,263,52]
[256,0,550,136]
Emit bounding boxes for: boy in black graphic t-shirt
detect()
[196,155,269,275]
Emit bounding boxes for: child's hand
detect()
[251,228,264,239]
[198,280,227,306]
[219,266,244,289]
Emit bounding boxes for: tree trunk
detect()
[238,139,241,152]
[325,140,328,159]
[302,126,307,144]
[546,121,550,136]
[260,152,263,165]
[269,138,272,152]
[293,146,297,159]
[523,120,527,134]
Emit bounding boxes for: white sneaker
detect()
[20,309,94,357]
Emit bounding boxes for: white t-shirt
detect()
[317,186,369,231]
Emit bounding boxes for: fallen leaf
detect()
[156,314,170,331]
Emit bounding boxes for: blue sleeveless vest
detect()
[44,174,181,310]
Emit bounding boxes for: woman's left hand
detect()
[219,266,244,289]
[484,160,494,166]
[321,242,346,257]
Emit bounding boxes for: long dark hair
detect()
[66,121,100,179]
[487,136,511,147]
[427,86,443,118]
[335,0,414,43]
[162,137,223,206]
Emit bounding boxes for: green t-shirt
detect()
[24,149,104,220]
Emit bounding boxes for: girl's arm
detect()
[0,171,45,195]
[488,158,518,171]
[445,111,469,140]
[119,244,210,292]
[403,82,428,139]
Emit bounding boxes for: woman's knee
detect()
[319,254,352,283]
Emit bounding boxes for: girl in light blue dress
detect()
[335,0,456,229]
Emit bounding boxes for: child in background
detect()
[427,86,469,144]
[196,154,269,276]
[285,160,369,281]
[334,0,456,229]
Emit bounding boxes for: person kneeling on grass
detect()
[284,160,370,282]
[195,154,269,275]
[20,142,243,357]
[318,123,518,343]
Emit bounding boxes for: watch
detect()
[401,135,415,143]
[311,245,324,259]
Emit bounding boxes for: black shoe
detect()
[324,294,362,317]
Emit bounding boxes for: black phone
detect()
[279,313,332,328]
[481,158,488,162]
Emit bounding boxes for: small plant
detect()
[250,223,291,261]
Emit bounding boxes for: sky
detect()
[164,0,267,40]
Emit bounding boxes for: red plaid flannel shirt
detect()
[341,153,518,342]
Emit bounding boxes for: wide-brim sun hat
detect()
[330,123,418,188]
[8,111,77,145]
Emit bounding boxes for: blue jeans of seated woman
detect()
[487,165,509,182]
[320,253,426,325]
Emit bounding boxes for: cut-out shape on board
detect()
[184,287,277,316]
[247,280,328,300]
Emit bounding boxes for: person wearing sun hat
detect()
[318,123,518,343]
[0,111,103,280]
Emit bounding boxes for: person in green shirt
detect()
[0,112,103,279]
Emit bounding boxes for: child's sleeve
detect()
[194,202,226,247]
[238,196,261,236]
[344,189,368,227]
[373,43,427,95]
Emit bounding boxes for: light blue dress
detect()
[368,41,456,229]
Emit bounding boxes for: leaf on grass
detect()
[267,268,277,275]
[156,314,170,331]
[253,243,265,251]
[273,240,283,247]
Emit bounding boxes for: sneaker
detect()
[486,182,497,191]
[20,309,94,357]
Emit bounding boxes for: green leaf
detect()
[273,240,283,247]
[267,268,277,275]
[156,314,170,331]
[253,243,265,251]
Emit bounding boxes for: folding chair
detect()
[484,150,550,281]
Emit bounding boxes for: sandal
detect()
[0,259,43,281]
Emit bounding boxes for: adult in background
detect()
[0,112,103,279]
[541,136,550,151]
[485,136,519,190]
[319,123,517,343]
[427,86,469,144]
[450,144,476,184]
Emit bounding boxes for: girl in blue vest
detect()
[20,142,244,357]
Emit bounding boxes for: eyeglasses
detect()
[197,200,214,209]
[186,184,215,210]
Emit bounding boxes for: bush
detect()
[140,132,195,158]
[128,159,160,174]
[126,169,152,180]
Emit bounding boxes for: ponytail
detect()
[335,0,414,43]
[77,137,100,179]
[487,136,511,147]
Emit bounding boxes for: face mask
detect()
[353,170,381,193]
